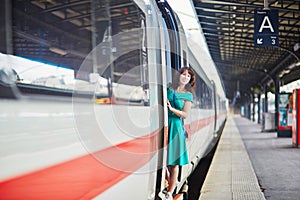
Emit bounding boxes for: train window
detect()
[193,73,213,109]
[182,50,187,67]
[88,0,149,105]
[9,0,94,97]
[6,0,148,105]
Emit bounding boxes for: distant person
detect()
[160,66,195,200]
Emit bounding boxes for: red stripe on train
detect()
[0,115,218,199]
[163,116,215,147]
[0,132,158,200]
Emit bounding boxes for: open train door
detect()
[154,0,186,198]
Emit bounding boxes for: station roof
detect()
[191,0,300,103]
[11,0,140,80]
[7,0,300,104]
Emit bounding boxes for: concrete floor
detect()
[234,116,300,200]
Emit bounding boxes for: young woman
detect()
[163,66,196,200]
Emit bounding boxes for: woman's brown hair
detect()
[171,66,196,93]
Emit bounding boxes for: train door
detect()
[154,0,191,197]
[172,12,194,190]
[211,81,217,135]
[154,1,180,198]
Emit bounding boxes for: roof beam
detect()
[197,0,300,13]
[39,0,90,14]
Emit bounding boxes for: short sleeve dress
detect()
[167,87,193,166]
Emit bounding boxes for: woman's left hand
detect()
[167,100,172,110]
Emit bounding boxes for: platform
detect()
[233,116,300,200]
[199,115,265,200]
[199,114,300,200]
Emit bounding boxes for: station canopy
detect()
[9,0,142,81]
[5,0,300,104]
[191,0,300,103]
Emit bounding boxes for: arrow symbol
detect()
[257,38,263,44]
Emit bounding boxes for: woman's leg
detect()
[165,168,170,187]
[167,165,179,194]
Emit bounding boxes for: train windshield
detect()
[2,0,149,105]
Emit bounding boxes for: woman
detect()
[163,66,195,200]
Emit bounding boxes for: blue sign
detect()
[254,10,278,46]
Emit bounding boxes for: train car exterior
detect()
[0,0,227,199]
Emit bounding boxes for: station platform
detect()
[199,114,300,200]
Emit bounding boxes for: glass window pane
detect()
[8,0,148,105]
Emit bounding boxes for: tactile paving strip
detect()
[199,116,265,200]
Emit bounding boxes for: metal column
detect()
[257,93,261,123]
[275,77,279,130]
[264,84,268,113]
[0,0,13,54]
[252,93,255,122]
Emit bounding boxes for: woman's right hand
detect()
[166,100,170,109]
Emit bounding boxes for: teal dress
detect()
[167,87,193,166]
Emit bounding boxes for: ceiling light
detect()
[49,47,68,56]
[294,43,299,52]
[278,72,284,78]
[287,63,296,69]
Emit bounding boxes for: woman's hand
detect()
[167,100,172,111]
[167,99,191,119]
[167,100,176,113]
[167,100,181,117]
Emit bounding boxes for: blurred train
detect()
[0,0,227,199]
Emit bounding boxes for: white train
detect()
[0,0,227,199]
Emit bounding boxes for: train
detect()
[0,0,227,199]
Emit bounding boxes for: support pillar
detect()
[247,99,251,120]
[257,93,261,124]
[252,93,255,122]
[0,0,13,54]
[275,77,279,130]
[264,84,268,113]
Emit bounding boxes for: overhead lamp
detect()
[278,72,284,78]
[286,61,300,70]
[287,63,296,70]
[294,43,299,52]
[49,47,68,56]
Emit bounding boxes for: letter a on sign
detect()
[259,16,274,32]
[254,10,278,46]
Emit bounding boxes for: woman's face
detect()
[179,70,191,86]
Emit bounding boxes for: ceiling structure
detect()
[2,0,299,104]
[191,0,300,104]
[12,0,93,70]
[9,0,142,81]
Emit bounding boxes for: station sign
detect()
[254,10,278,47]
